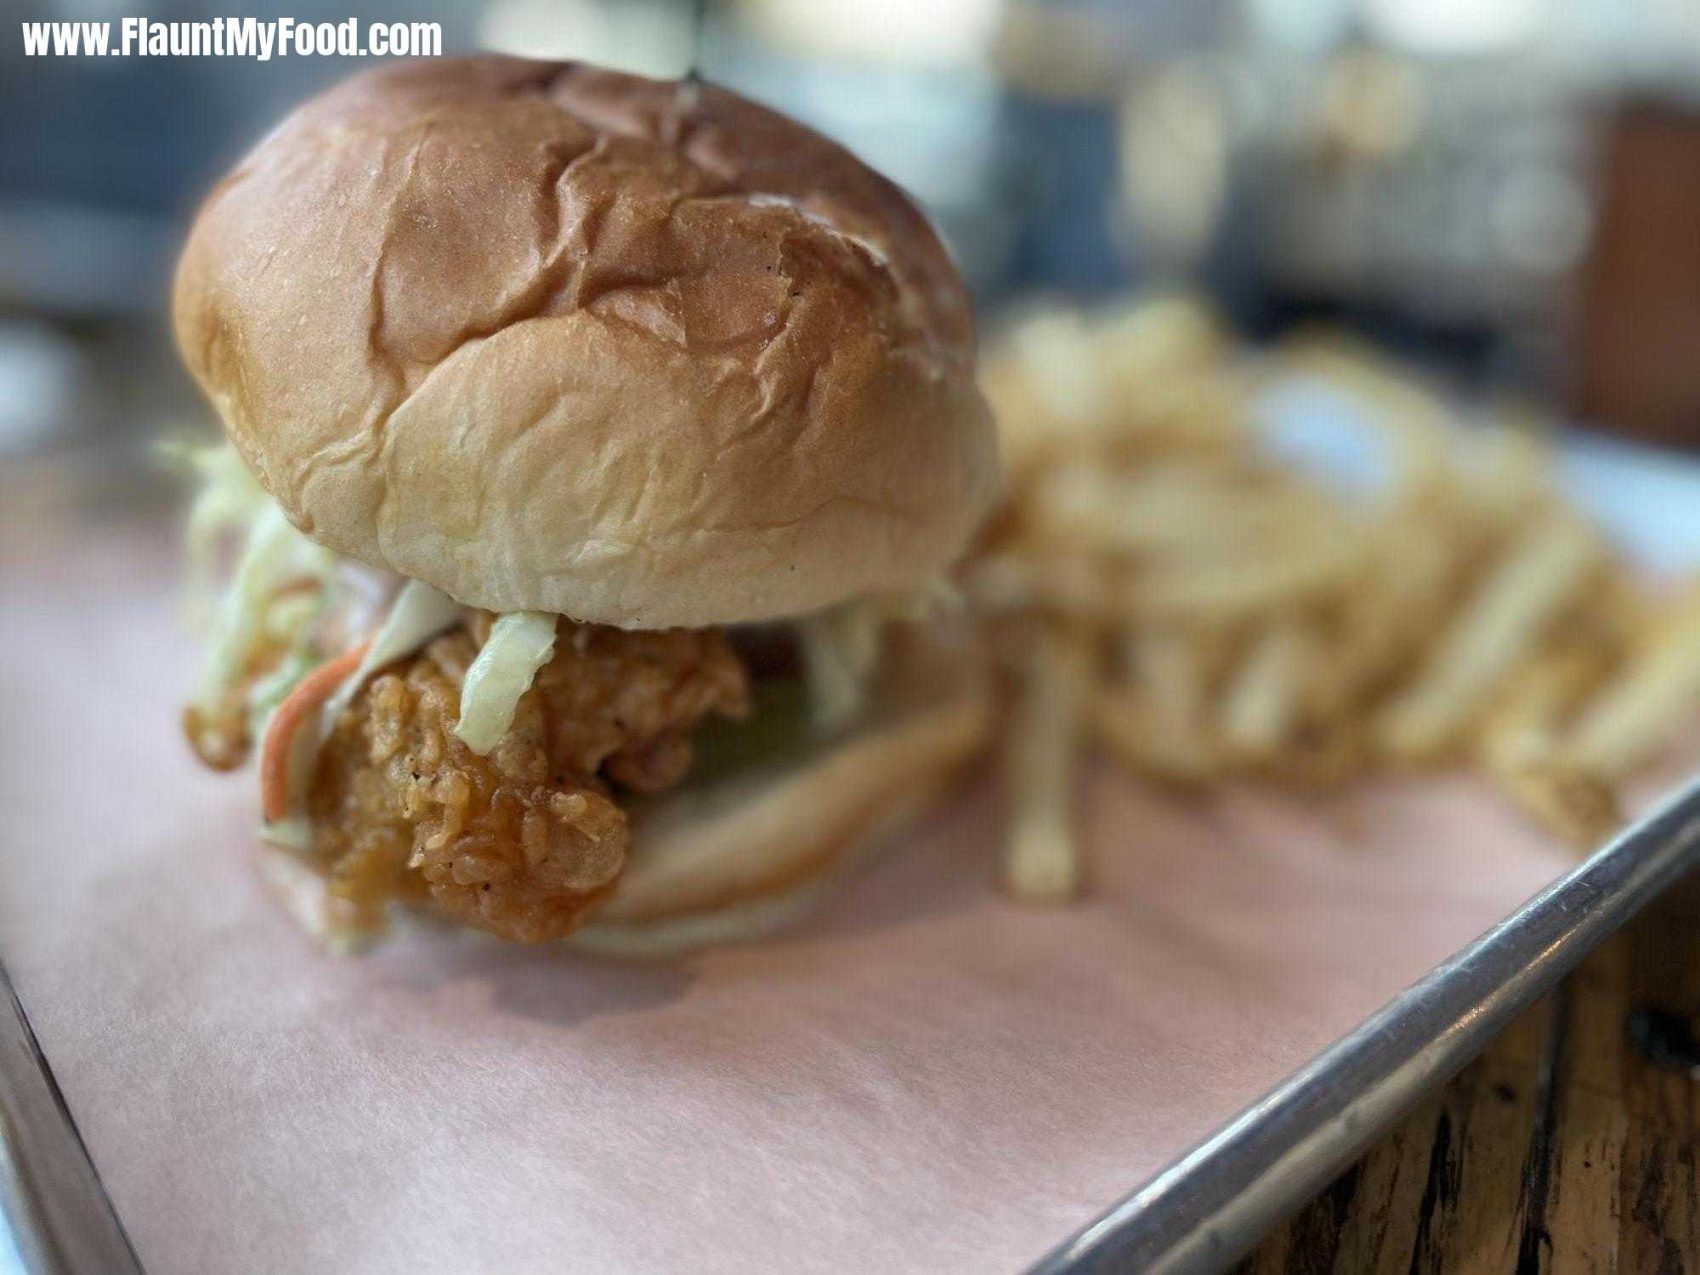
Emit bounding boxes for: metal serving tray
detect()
[4,779,1698,1275]
[1034,775,1700,1273]
[4,430,1700,1274]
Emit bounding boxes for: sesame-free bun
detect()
[573,628,993,954]
[173,56,999,628]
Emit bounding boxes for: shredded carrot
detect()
[259,640,371,823]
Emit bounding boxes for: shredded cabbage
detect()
[875,577,963,624]
[795,580,955,734]
[799,602,885,736]
[247,643,323,737]
[160,440,273,630]
[189,502,337,732]
[454,611,559,755]
[313,579,464,741]
[170,440,342,763]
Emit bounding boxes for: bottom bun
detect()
[256,628,993,955]
[570,629,994,956]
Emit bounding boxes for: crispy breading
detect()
[308,620,748,942]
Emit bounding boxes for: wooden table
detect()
[1243,871,1700,1272]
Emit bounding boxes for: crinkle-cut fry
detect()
[1377,516,1602,763]
[1565,588,1700,779]
[1004,623,1093,904]
[1220,620,1310,758]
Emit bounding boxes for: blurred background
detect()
[6,0,1700,459]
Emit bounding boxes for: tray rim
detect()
[1029,774,1700,1274]
[0,961,140,1275]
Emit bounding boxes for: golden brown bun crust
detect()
[174,56,999,627]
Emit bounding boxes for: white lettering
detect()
[18,16,444,61]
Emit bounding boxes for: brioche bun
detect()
[174,56,999,629]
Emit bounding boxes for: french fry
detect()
[1262,726,1368,790]
[1314,522,1456,722]
[1004,622,1093,904]
[1092,628,1217,782]
[1454,420,1552,529]
[1566,589,1700,778]
[1378,516,1601,762]
[962,550,1109,622]
[1484,746,1622,849]
[1094,294,1224,392]
[1273,334,1454,500]
[1220,620,1309,759]
[974,297,1693,858]
[1010,310,1113,430]
[1130,531,1368,623]
[1032,462,1348,560]
[1093,690,1202,785]
[1480,650,1621,846]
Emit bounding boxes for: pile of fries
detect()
[971,298,1700,903]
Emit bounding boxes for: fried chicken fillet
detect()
[308,618,748,942]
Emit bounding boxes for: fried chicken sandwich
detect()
[173,56,999,952]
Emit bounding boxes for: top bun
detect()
[174,56,999,628]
